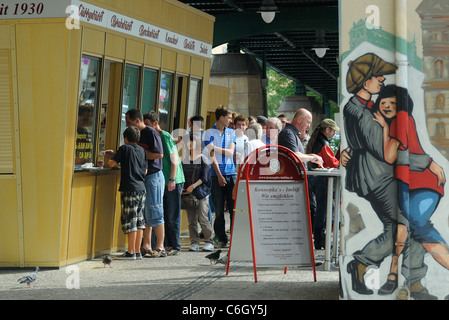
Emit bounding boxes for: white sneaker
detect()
[189,243,200,251]
[202,242,214,252]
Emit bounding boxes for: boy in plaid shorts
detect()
[106,126,148,259]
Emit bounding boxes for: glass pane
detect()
[141,68,158,114]
[121,64,140,146]
[158,72,173,132]
[76,55,100,170]
[187,78,201,127]
[97,60,112,168]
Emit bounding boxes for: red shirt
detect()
[390,111,443,195]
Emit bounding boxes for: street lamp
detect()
[257,0,279,24]
[312,30,329,58]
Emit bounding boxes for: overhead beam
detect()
[213,6,338,47]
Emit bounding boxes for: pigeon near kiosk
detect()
[102,255,112,268]
[205,250,222,265]
[17,267,39,288]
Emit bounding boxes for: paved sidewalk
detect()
[0,239,339,301]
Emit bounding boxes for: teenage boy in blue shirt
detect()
[204,106,236,247]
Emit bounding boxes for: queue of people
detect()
[104,105,341,259]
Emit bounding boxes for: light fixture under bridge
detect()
[312,30,329,58]
[257,0,279,24]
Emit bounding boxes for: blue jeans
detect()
[399,181,444,244]
[163,182,184,250]
[144,171,165,227]
[211,174,236,244]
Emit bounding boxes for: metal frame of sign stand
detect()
[226,145,317,283]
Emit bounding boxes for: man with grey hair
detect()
[246,123,265,155]
[262,117,282,146]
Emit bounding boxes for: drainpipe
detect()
[395,0,410,299]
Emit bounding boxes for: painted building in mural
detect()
[417,1,449,158]
[339,0,449,300]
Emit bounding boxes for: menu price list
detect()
[250,182,312,266]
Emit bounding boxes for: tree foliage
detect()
[266,68,295,117]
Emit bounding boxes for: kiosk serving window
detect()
[187,78,201,124]
[75,55,101,169]
[159,72,173,131]
[141,68,158,115]
[120,64,141,146]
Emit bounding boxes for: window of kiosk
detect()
[159,72,173,132]
[187,78,202,127]
[120,64,141,146]
[75,55,101,170]
[97,60,123,167]
[141,68,158,115]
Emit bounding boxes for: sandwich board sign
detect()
[226,145,316,283]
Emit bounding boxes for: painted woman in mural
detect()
[372,85,449,295]
[342,53,430,297]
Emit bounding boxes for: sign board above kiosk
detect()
[0,0,212,58]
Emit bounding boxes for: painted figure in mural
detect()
[342,53,431,298]
[372,85,449,295]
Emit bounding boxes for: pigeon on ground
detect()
[217,253,228,265]
[205,250,222,265]
[102,255,112,268]
[17,267,39,288]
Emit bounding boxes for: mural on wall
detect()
[339,0,449,300]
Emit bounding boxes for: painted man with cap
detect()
[342,53,431,298]
[306,118,340,249]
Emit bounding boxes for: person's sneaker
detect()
[121,251,136,259]
[218,241,228,248]
[189,243,200,252]
[135,252,142,260]
[202,242,214,252]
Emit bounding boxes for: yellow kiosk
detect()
[0,0,215,267]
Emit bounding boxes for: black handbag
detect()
[181,163,201,208]
[181,193,200,208]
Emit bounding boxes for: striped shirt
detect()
[204,124,236,176]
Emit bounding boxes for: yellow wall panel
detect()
[91,172,119,256]
[145,44,161,68]
[126,39,144,64]
[68,174,96,262]
[15,23,72,267]
[60,28,82,265]
[191,57,204,78]
[105,34,126,59]
[0,179,20,266]
[0,49,14,174]
[177,53,190,74]
[161,49,176,71]
[112,178,126,251]
[82,27,105,55]
[0,25,11,49]
[207,84,230,113]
